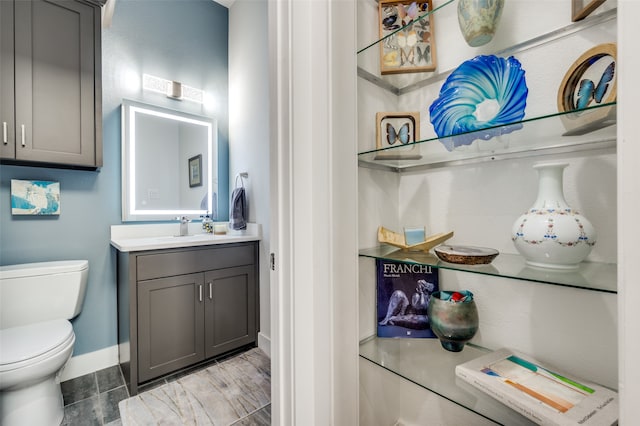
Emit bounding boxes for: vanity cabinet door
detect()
[11,0,101,168]
[0,0,15,159]
[138,273,205,383]
[204,266,257,358]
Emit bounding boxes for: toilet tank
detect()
[0,260,89,329]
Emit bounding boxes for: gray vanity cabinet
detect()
[205,266,256,358]
[0,0,102,169]
[137,273,206,383]
[117,242,259,395]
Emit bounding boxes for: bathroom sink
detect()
[110,223,262,252]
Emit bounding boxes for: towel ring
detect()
[235,172,248,189]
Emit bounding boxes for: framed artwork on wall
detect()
[571,0,607,22]
[189,154,202,187]
[375,112,421,160]
[10,179,60,215]
[557,43,616,135]
[378,0,437,75]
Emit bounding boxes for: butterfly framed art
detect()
[572,0,607,22]
[378,0,437,75]
[375,112,422,160]
[557,43,616,136]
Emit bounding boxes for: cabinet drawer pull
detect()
[20,124,25,147]
[208,282,212,300]
[2,122,6,144]
[199,284,203,302]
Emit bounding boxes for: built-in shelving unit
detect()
[358,103,616,172]
[359,337,538,425]
[357,6,616,95]
[357,1,618,423]
[359,246,616,293]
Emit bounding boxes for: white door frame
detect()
[268,0,359,424]
[618,1,640,422]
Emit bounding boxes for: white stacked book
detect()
[455,348,618,426]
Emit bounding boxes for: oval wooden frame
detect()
[557,43,616,135]
[557,43,617,113]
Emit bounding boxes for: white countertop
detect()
[110,223,261,252]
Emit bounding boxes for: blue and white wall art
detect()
[11,179,61,215]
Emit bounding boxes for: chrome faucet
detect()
[176,216,190,236]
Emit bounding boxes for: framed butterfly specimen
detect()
[375,112,422,160]
[378,0,437,75]
[557,43,616,136]
[572,0,607,22]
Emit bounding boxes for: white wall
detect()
[228,0,271,352]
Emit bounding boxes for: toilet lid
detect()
[0,320,73,365]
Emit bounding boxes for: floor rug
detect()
[119,348,270,425]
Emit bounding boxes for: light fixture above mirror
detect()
[142,74,205,103]
[121,99,218,221]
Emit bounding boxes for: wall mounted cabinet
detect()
[0,0,103,169]
[117,242,259,395]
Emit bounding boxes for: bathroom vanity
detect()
[111,224,260,395]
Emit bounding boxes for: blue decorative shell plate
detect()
[429,55,528,151]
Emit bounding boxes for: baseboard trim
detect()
[258,332,271,358]
[60,345,119,381]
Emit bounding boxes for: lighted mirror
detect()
[121,99,218,221]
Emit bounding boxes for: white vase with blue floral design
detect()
[511,163,596,269]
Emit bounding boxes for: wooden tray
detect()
[377,226,454,252]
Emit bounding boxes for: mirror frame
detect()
[121,99,217,221]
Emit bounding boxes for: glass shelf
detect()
[358,7,616,95]
[359,245,617,293]
[360,337,539,425]
[358,103,616,172]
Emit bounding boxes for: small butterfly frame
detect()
[375,112,421,160]
[378,0,437,75]
[557,43,616,136]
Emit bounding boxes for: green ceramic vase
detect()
[427,291,479,352]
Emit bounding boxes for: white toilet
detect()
[0,260,89,426]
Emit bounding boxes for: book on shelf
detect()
[376,259,439,338]
[455,348,618,426]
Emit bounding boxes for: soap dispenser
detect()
[201,213,213,234]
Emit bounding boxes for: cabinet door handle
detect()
[199,284,203,302]
[2,122,7,144]
[20,124,25,147]
[208,282,212,300]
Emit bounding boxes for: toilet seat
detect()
[0,320,74,372]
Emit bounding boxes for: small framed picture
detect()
[378,0,437,75]
[557,43,616,135]
[375,112,421,160]
[188,154,202,187]
[11,179,60,215]
[571,0,607,22]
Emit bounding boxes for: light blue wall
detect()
[0,0,229,355]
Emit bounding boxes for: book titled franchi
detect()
[376,259,439,338]
[455,348,618,426]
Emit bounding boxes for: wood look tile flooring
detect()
[60,347,270,425]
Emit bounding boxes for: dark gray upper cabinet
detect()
[1,0,102,169]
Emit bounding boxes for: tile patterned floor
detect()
[61,364,128,425]
[119,348,270,426]
[60,347,270,425]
